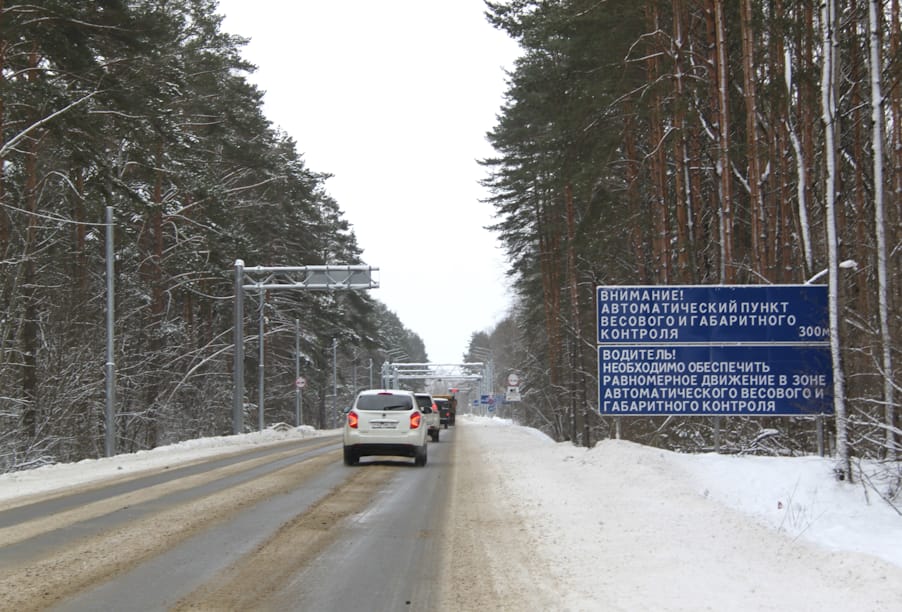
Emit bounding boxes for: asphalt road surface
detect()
[0,432,455,611]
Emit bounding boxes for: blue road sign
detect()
[597,285,829,345]
[598,344,833,416]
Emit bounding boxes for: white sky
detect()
[215,1,521,364]
[3,417,900,609]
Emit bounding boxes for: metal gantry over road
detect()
[380,361,491,395]
[232,260,379,435]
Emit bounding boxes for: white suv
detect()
[414,392,441,442]
[343,389,428,466]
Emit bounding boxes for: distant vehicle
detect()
[432,393,457,426]
[343,389,428,466]
[414,392,441,442]
[433,397,452,428]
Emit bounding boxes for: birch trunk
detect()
[821,0,850,480]
[800,0,817,276]
[868,0,895,461]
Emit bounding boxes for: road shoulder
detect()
[438,420,564,611]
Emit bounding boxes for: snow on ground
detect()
[462,415,902,568]
[462,415,902,611]
[0,424,339,504]
[2,415,901,610]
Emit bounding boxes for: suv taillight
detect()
[410,411,422,429]
[347,411,359,429]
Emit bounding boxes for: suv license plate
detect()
[371,422,396,429]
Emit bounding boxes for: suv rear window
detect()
[415,395,432,409]
[356,394,413,411]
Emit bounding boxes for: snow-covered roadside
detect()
[462,415,902,611]
[0,425,339,505]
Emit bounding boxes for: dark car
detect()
[432,393,457,426]
[434,397,452,428]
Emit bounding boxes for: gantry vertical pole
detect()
[257,287,265,431]
[295,319,302,427]
[104,206,116,457]
[233,259,245,434]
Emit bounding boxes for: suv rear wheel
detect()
[414,443,427,467]
[343,447,359,466]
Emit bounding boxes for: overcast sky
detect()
[216,1,521,364]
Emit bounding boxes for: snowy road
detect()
[1,418,900,611]
[0,435,452,611]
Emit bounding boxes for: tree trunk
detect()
[671,0,695,283]
[713,0,735,283]
[624,102,648,283]
[564,183,585,446]
[867,0,895,461]
[72,169,87,291]
[892,0,902,274]
[800,0,817,277]
[646,3,670,284]
[890,0,902,457]
[821,0,851,481]
[0,1,8,258]
[848,19,871,316]
[142,141,166,448]
[20,45,41,441]
[772,0,794,282]
[740,0,766,278]
[537,193,562,387]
